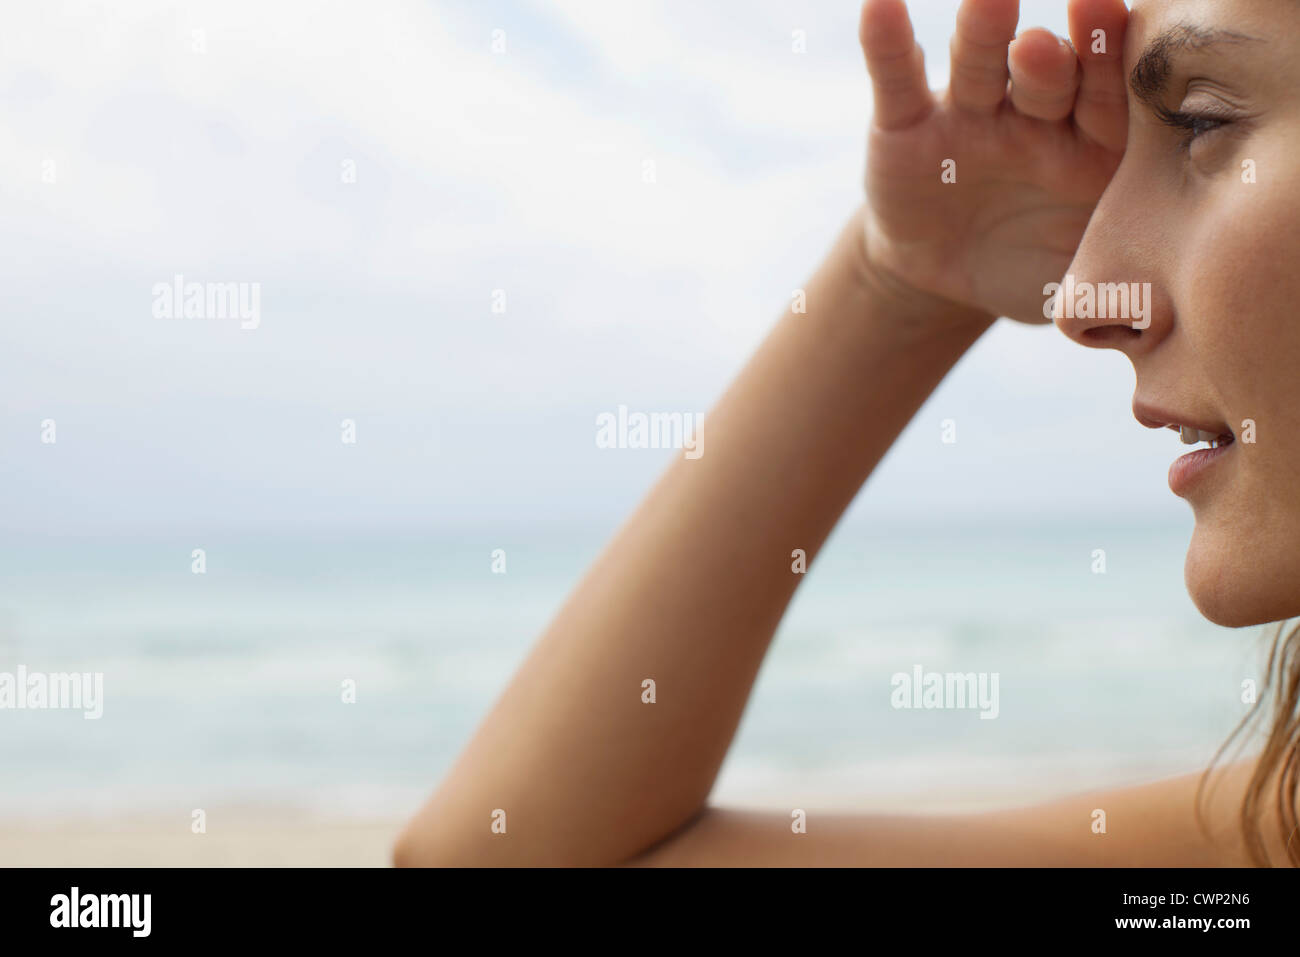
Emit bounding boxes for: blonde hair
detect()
[1199,620,1300,865]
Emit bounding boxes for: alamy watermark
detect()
[1045,274,1153,329]
[0,665,103,719]
[152,274,261,330]
[595,405,704,459]
[50,887,150,937]
[890,665,999,719]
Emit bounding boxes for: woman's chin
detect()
[1185,529,1297,629]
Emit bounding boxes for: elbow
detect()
[392,823,451,868]
[391,830,424,868]
[392,812,482,868]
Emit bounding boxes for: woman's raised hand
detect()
[859,0,1130,325]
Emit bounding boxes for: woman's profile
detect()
[395,0,1300,867]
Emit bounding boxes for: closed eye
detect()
[1153,105,1233,146]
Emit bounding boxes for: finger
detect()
[860,0,934,130]
[947,0,1020,112]
[1069,0,1130,151]
[1008,28,1081,121]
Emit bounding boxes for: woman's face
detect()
[1058,0,1300,627]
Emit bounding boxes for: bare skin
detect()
[394,0,1298,867]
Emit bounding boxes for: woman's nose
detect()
[1053,182,1171,357]
[1051,272,1161,351]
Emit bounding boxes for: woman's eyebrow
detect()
[1129,24,1264,107]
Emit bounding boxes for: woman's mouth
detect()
[1167,425,1235,497]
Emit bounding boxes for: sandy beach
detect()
[0,811,403,867]
[0,786,1068,867]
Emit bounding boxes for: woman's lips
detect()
[1132,398,1236,497]
[1169,439,1234,497]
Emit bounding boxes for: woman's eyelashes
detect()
[1154,104,1236,151]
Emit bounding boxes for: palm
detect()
[860,0,1130,325]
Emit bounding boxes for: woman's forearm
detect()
[395,207,994,866]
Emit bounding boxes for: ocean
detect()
[0,517,1268,819]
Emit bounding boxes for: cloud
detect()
[0,0,1182,533]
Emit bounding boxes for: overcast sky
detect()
[0,0,1186,537]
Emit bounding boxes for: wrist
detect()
[845,205,995,334]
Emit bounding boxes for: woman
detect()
[396,0,1299,866]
